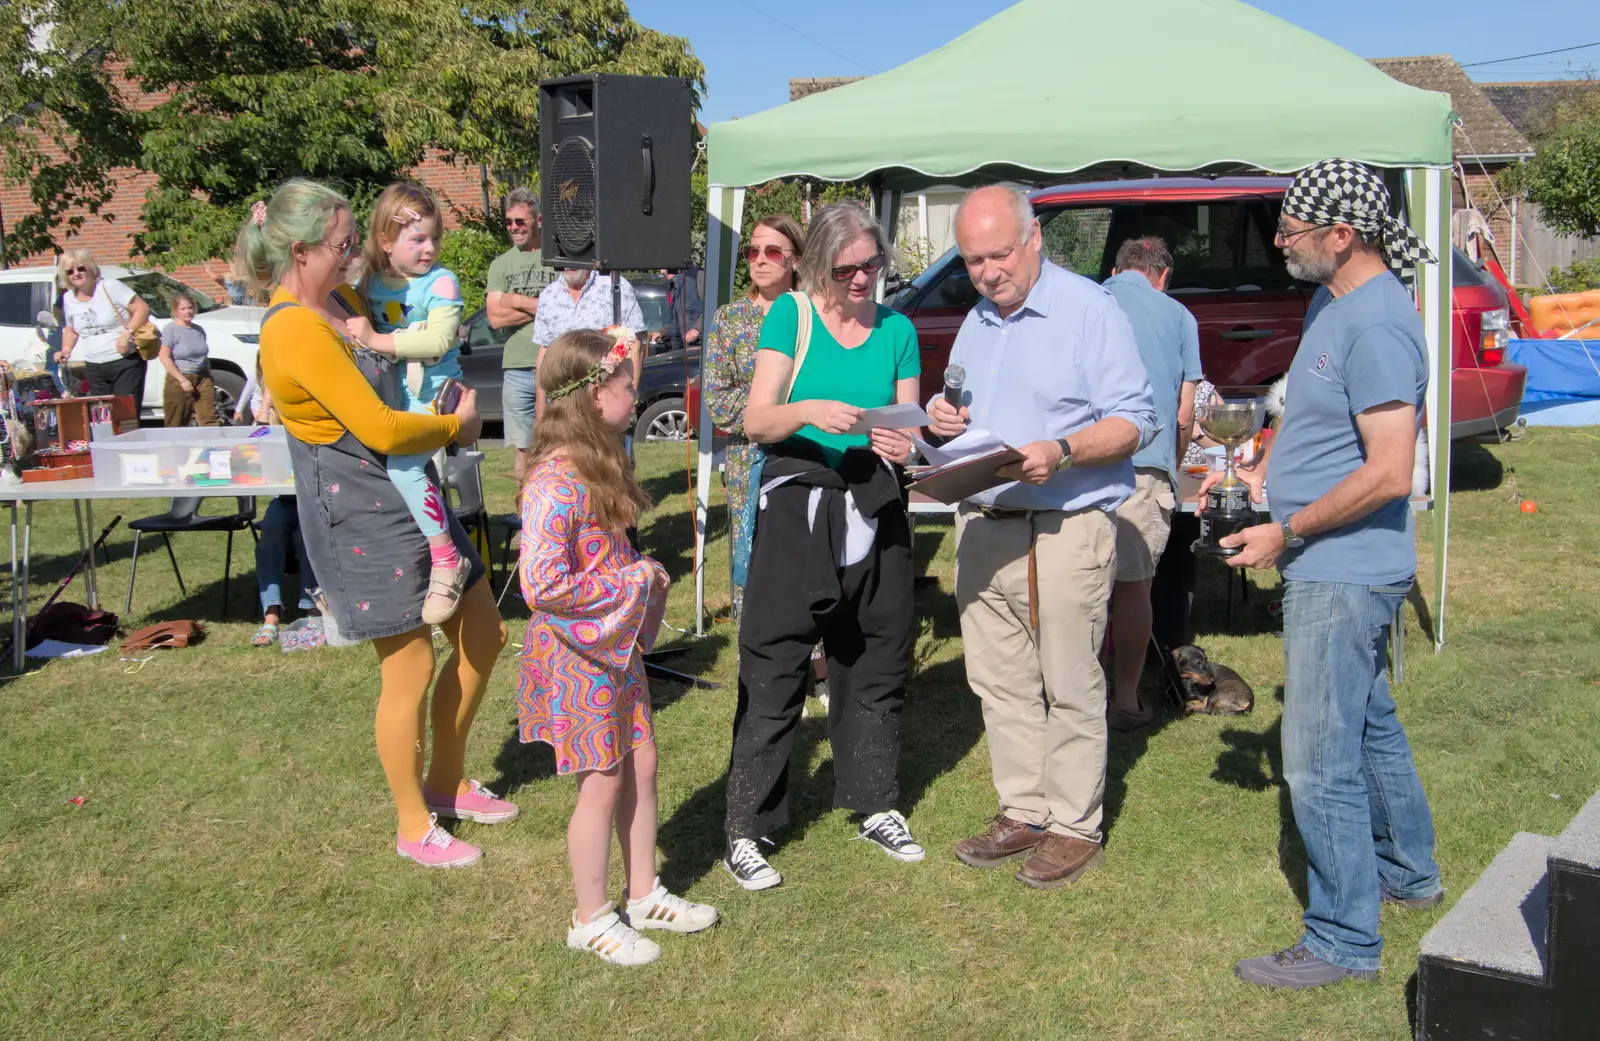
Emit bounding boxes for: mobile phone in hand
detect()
[432,378,464,416]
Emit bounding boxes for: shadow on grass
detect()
[1449,440,1506,492]
[1211,685,1308,909]
[1406,971,1421,1039]
[1191,557,1282,640]
[1408,583,1436,646]
[654,607,984,893]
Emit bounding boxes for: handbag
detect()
[120,620,205,652]
[732,290,813,588]
[103,282,162,361]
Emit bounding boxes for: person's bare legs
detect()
[615,742,660,902]
[1110,578,1154,716]
[570,765,625,920]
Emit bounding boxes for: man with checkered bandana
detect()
[1201,159,1444,989]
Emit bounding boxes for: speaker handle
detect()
[641,135,654,216]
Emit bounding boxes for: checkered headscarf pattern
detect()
[1281,159,1436,281]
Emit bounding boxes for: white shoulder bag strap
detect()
[780,290,813,405]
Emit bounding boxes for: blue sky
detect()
[626,0,1597,126]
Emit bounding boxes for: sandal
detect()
[251,622,280,647]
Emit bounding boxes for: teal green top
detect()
[756,292,920,465]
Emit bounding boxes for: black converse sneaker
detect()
[723,837,783,891]
[856,810,926,862]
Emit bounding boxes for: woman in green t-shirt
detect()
[720,203,926,891]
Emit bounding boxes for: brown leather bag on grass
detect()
[120,620,205,652]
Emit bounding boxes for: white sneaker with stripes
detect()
[623,877,719,933]
[567,903,661,967]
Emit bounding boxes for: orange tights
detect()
[373,578,508,841]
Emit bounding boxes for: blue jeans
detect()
[1281,578,1441,971]
[502,367,536,450]
[257,497,316,616]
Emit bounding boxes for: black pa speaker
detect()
[538,74,694,272]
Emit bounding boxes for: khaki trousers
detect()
[955,505,1116,842]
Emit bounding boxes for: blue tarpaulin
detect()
[1508,338,1600,426]
[1508,338,1600,402]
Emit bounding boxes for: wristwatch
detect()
[1054,437,1074,472]
[1280,513,1306,549]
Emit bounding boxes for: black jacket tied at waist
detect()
[762,442,903,617]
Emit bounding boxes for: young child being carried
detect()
[346,183,470,624]
[518,328,718,967]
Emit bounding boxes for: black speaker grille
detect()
[549,136,597,259]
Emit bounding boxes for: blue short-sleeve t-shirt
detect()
[1267,273,1428,584]
[757,292,920,465]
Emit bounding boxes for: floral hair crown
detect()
[547,328,633,402]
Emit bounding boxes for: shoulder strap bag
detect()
[732,290,816,590]
[102,282,163,361]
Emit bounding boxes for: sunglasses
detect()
[743,244,793,264]
[67,266,89,276]
[831,252,886,283]
[504,217,534,229]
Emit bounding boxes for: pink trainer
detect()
[396,813,484,869]
[424,779,520,825]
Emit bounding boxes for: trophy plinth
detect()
[1192,399,1266,558]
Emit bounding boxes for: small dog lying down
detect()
[1171,645,1254,715]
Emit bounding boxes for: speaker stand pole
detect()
[609,269,621,326]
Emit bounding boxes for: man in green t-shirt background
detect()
[485,186,556,485]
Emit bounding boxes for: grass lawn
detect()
[2,429,1597,1040]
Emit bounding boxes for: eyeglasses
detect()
[830,252,886,283]
[1276,223,1327,244]
[504,217,534,229]
[743,244,793,264]
[318,238,360,259]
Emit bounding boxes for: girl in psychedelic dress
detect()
[345,183,471,624]
[517,328,719,967]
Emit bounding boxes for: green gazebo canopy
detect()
[707,0,1455,190]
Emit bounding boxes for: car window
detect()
[919,261,981,309]
[1039,207,1113,278]
[467,312,512,348]
[635,289,671,335]
[118,273,222,319]
[1452,248,1492,287]
[1238,204,1299,290]
[0,282,37,326]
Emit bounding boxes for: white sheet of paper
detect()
[123,454,161,485]
[26,640,109,659]
[910,427,1010,468]
[845,402,932,436]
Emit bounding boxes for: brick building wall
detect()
[1,69,493,301]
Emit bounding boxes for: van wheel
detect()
[212,369,246,425]
[634,397,689,444]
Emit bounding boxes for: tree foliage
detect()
[0,0,704,266]
[1499,84,1600,241]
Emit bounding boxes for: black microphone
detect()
[943,364,966,411]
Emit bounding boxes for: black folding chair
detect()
[124,497,259,617]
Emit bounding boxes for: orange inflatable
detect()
[1528,289,1600,337]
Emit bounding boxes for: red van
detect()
[888,177,1526,440]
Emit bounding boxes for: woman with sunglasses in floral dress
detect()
[703,214,806,619]
[720,203,926,892]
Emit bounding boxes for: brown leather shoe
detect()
[954,814,1046,868]
[1015,833,1105,889]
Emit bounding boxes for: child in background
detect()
[345,183,469,624]
[518,328,718,967]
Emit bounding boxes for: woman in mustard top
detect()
[235,180,513,869]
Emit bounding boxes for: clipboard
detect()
[905,445,1023,504]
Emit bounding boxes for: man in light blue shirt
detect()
[928,185,1155,890]
[1102,236,1203,730]
[533,267,645,417]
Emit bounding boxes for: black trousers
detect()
[83,355,147,404]
[1151,510,1201,653]
[725,484,914,841]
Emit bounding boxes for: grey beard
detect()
[1286,251,1337,284]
